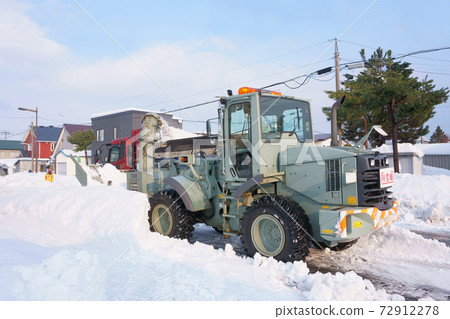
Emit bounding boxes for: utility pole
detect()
[334,38,342,146]
[0,131,11,140]
[18,107,38,172]
[31,122,35,173]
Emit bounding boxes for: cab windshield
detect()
[260,96,312,142]
[109,144,124,163]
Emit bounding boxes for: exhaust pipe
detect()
[331,96,345,146]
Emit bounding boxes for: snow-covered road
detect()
[191,223,450,301]
[1,165,449,301]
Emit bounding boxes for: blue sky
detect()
[0,0,449,139]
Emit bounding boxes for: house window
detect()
[97,129,104,142]
[28,144,32,151]
[50,143,55,151]
[113,127,118,140]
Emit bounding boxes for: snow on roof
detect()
[162,112,183,122]
[160,119,199,141]
[91,108,152,119]
[0,158,19,167]
[56,149,92,157]
[374,143,424,157]
[91,108,183,122]
[414,143,450,155]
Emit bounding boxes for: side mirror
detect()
[206,119,213,137]
[205,117,218,137]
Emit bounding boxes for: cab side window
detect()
[229,102,252,178]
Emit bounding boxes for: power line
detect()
[414,70,450,76]
[68,1,378,121]
[395,46,450,60]
[163,100,219,114]
[62,41,330,115]
[340,39,450,63]
[142,1,380,115]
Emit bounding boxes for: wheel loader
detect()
[127,87,398,262]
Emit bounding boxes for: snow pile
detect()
[160,118,199,141]
[93,163,127,187]
[374,143,424,157]
[81,163,127,187]
[423,165,450,176]
[0,172,148,246]
[15,249,105,300]
[0,172,404,301]
[393,173,450,228]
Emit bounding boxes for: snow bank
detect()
[15,249,105,300]
[3,166,449,301]
[423,165,450,176]
[0,172,148,246]
[0,172,403,301]
[393,173,450,229]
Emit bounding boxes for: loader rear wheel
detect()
[149,189,195,239]
[241,196,312,262]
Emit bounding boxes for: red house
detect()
[22,126,62,160]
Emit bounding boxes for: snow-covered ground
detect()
[1,164,449,301]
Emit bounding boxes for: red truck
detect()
[104,127,215,170]
[107,129,140,170]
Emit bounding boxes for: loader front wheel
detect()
[149,189,195,239]
[241,196,312,262]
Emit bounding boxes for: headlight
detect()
[369,159,375,167]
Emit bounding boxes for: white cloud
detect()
[0,2,324,132]
[0,0,67,62]
[210,36,238,51]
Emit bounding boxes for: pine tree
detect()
[324,48,449,172]
[67,130,95,165]
[430,126,448,143]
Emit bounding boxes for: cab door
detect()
[227,101,252,179]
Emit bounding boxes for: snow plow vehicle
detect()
[127,87,399,262]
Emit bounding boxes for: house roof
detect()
[19,149,30,157]
[29,126,62,142]
[0,140,24,150]
[314,133,331,142]
[63,124,91,134]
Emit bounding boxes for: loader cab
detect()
[222,87,313,182]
